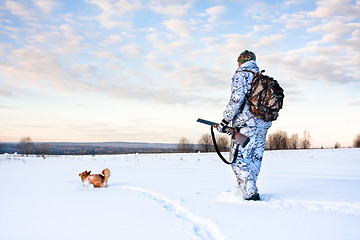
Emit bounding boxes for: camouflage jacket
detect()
[223,60,272,129]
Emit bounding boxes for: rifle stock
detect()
[197,118,250,148]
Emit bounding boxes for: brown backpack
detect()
[243,70,284,121]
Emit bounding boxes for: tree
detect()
[334,142,341,148]
[37,143,49,157]
[300,130,311,149]
[267,130,288,150]
[177,137,194,153]
[289,133,299,149]
[18,136,34,156]
[353,133,360,148]
[198,133,213,152]
[216,135,230,152]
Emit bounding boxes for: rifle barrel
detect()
[197,118,217,126]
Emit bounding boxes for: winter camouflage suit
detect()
[222,60,271,200]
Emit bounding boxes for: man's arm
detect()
[223,71,248,123]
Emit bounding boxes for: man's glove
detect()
[217,119,229,133]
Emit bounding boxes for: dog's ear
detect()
[88,171,91,174]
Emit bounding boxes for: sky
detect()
[0,0,359,148]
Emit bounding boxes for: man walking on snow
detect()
[217,50,271,201]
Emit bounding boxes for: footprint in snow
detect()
[216,189,360,216]
[122,186,226,240]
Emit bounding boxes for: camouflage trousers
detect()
[230,125,268,199]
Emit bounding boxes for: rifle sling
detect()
[210,126,238,165]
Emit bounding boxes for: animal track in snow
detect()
[123,186,226,240]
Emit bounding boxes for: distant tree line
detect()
[354,134,360,148]
[177,131,360,153]
[266,131,360,150]
[5,136,178,155]
[18,137,35,156]
[4,132,360,156]
[266,130,312,150]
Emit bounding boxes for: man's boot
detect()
[245,193,260,201]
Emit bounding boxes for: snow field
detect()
[0,149,359,240]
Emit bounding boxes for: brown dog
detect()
[79,168,110,188]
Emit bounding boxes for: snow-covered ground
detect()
[1,148,359,240]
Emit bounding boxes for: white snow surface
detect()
[1,148,360,240]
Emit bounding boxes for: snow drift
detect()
[1,148,359,240]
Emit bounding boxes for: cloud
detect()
[4,48,67,86]
[220,33,254,55]
[255,34,285,48]
[5,0,34,19]
[276,12,313,29]
[307,20,360,48]
[4,0,60,20]
[33,0,59,14]
[205,5,226,24]
[309,0,360,19]
[246,2,277,20]
[146,32,191,53]
[149,2,191,17]
[0,45,102,93]
[108,78,220,106]
[120,43,142,55]
[290,3,360,84]
[2,0,358,111]
[22,26,84,56]
[347,28,360,49]
[89,0,143,15]
[0,43,13,56]
[250,0,360,86]
[145,51,173,71]
[0,89,13,97]
[252,25,272,32]
[265,46,359,84]
[101,34,123,45]
[282,89,303,102]
[94,13,132,28]
[348,100,360,106]
[91,51,122,61]
[67,63,97,78]
[88,0,143,28]
[282,0,305,8]
[162,18,192,37]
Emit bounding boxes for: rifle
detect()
[197,118,250,148]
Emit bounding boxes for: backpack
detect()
[243,70,284,121]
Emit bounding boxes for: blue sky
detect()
[0,0,359,147]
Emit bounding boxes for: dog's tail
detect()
[102,168,111,182]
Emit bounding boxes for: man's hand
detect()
[216,119,229,133]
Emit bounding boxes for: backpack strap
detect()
[239,96,247,113]
[243,69,265,75]
[242,69,256,75]
[239,69,256,113]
